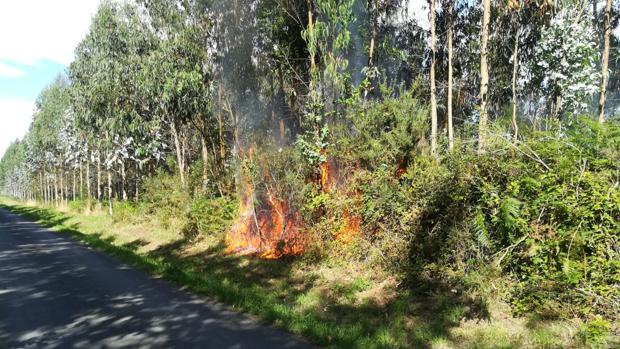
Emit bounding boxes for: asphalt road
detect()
[0,208,313,349]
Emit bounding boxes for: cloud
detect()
[0,98,34,159]
[0,62,24,78]
[0,0,100,66]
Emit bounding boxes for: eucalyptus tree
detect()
[299,0,355,179]
[70,1,157,213]
[598,0,612,123]
[478,0,490,153]
[141,0,216,189]
[529,9,600,121]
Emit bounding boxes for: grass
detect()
[0,197,602,349]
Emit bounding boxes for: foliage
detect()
[530,11,600,117]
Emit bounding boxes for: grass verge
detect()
[0,198,603,349]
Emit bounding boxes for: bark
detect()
[86,160,92,210]
[39,172,44,203]
[201,136,210,193]
[134,163,140,201]
[120,161,128,201]
[53,171,59,207]
[79,162,83,199]
[368,0,379,67]
[307,0,316,70]
[59,170,64,206]
[478,0,491,154]
[217,84,226,163]
[73,169,76,201]
[512,25,520,139]
[429,0,438,155]
[97,154,102,201]
[447,0,454,151]
[598,0,612,123]
[170,119,186,186]
[107,170,113,216]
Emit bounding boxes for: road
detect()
[0,208,313,349]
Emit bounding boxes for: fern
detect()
[499,197,523,234]
[474,210,493,250]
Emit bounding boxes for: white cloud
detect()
[0,98,34,159]
[0,62,24,78]
[0,0,100,66]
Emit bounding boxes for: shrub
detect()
[187,195,237,238]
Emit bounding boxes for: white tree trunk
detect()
[429,0,438,155]
[478,0,491,154]
[598,0,612,123]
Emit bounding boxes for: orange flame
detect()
[336,211,361,243]
[226,159,305,259]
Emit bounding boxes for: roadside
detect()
[0,197,605,349]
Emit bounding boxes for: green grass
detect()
[0,198,597,349]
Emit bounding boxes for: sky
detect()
[0,0,100,159]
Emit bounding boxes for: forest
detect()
[0,0,619,347]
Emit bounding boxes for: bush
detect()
[578,317,611,348]
[336,110,620,323]
[68,199,89,213]
[186,196,237,239]
[142,170,190,229]
[112,201,139,223]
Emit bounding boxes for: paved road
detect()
[0,208,313,349]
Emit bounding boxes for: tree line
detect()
[0,0,617,211]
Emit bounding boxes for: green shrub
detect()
[142,170,190,229]
[112,201,139,223]
[187,195,237,238]
[68,199,89,213]
[578,317,611,348]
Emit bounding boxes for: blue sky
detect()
[0,0,100,159]
[0,60,67,101]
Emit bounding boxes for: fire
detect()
[321,157,362,244]
[226,152,305,259]
[321,161,330,192]
[336,211,361,243]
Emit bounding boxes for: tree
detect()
[598,0,612,123]
[446,0,454,150]
[429,0,438,154]
[530,10,600,120]
[478,0,490,154]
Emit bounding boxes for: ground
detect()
[0,197,609,349]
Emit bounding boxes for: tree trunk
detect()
[86,160,92,210]
[97,154,102,201]
[201,136,210,193]
[447,0,454,151]
[107,170,113,216]
[53,171,59,207]
[59,170,64,207]
[39,172,44,203]
[478,0,491,154]
[217,84,226,164]
[307,0,316,70]
[79,161,83,199]
[120,161,128,201]
[511,25,520,139]
[598,0,612,123]
[73,169,76,201]
[134,163,140,201]
[429,0,438,155]
[368,0,379,67]
[170,119,186,186]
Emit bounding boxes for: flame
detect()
[336,211,361,243]
[321,161,331,193]
[226,154,305,259]
[321,157,361,244]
